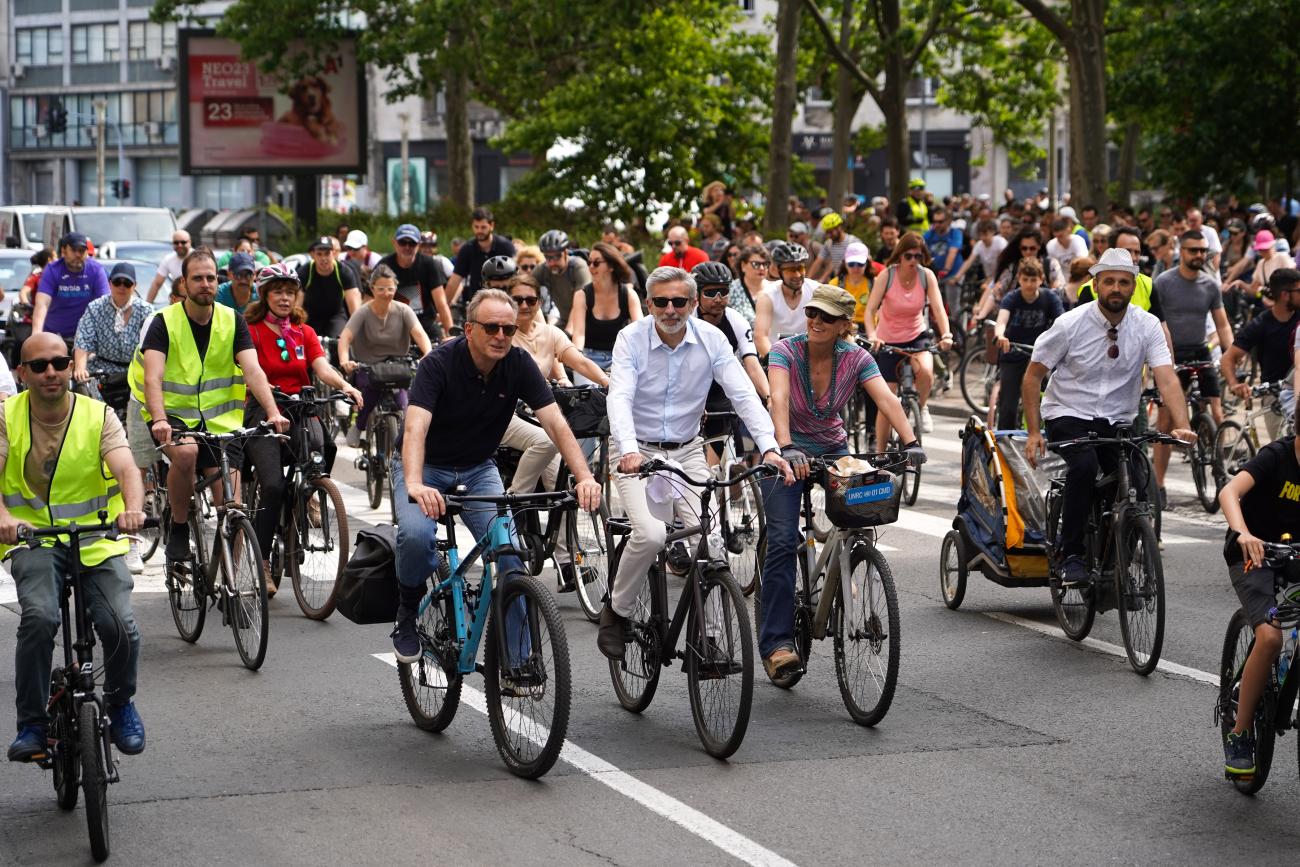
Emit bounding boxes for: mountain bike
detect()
[397,488,575,779]
[754,453,906,725]
[6,514,157,863]
[1216,537,1300,795]
[351,358,415,522]
[606,460,773,759]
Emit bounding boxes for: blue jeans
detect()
[13,547,139,728]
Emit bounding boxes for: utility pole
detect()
[398,112,411,214]
[94,99,107,207]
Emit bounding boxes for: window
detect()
[72,24,121,64]
[127,21,175,60]
[16,27,65,66]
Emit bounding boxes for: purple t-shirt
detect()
[36,258,109,338]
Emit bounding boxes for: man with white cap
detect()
[1022,247,1195,589]
[343,229,382,271]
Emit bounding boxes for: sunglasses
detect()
[1106,325,1119,359]
[746,260,769,270]
[275,337,290,362]
[1182,247,1209,255]
[846,261,867,267]
[700,286,729,298]
[172,240,190,247]
[650,296,690,309]
[111,279,135,288]
[669,240,686,247]
[22,355,72,373]
[902,252,923,261]
[395,239,417,248]
[473,321,518,337]
[1020,245,1040,253]
[588,258,605,268]
[511,295,539,306]
[544,253,564,262]
[805,307,846,324]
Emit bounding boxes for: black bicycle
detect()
[352,358,415,522]
[1174,361,1223,513]
[7,513,157,863]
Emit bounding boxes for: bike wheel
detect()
[1218,608,1275,794]
[939,530,967,610]
[364,421,383,511]
[1050,579,1096,641]
[685,567,754,758]
[225,516,269,670]
[721,469,766,597]
[398,584,463,732]
[52,704,79,810]
[288,478,349,620]
[833,542,900,726]
[385,415,400,524]
[609,555,662,713]
[901,399,922,506]
[164,505,206,643]
[138,473,163,562]
[573,502,611,624]
[1191,414,1219,513]
[1214,420,1256,479]
[1114,515,1165,675]
[484,574,571,779]
[959,346,996,416]
[79,702,110,862]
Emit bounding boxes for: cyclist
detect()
[532,230,591,324]
[215,251,259,315]
[392,288,601,663]
[760,285,923,678]
[481,255,520,295]
[1023,248,1195,589]
[597,266,792,660]
[567,242,643,377]
[146,230,190,304]
[895,178,931,234]
[991,257,1063,430]
[72,262,151,409]
[377,224,454,341]
[1218,425,1300,778]
[297,236,362,340]
[754,242,817,358]
[808,212,860,282]
[32,232,108,345]
[444,208,516,308]
[129,250,289,564]
[923,207,965,309]
[338,264,432,449]
[2,332,147,762]
[863,232,954,439]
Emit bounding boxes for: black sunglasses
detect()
[902,252,923,261]
[395,239,418,248]
[805,307,846,324]
[1106,325,1119,359]
[111,279,135,288]
[650,296,690,309]
[473,321,518,337]
[511,295,539,306]
[23,355,72,373]
[700,286,729,298]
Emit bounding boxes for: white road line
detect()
[372,653,798,867]
[983,612,1218,685]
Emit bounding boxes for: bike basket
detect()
[554,387,609,438]
[368,361,413,387]
[824,469,902,528]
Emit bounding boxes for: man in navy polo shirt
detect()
[32,232,109,342]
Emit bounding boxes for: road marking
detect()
[373,653,798,867]
[983,612,1218,685]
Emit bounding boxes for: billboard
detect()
[178,30,366,176]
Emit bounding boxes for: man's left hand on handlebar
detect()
[574,478,601,513]
[341,384,364,411]
[115,510,146,533]
[267,411,291,433]
[764,449,795,485]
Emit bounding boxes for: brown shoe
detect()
[763,646,801,680]
[263,561,277,599]
[597,603,629,660]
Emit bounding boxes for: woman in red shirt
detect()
[244,265,362,592]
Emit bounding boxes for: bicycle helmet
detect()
[538,229,569,253]
[770,242,810,267]
[1250,212,1276,233]
[254,262,299,291]
[691,261,733,287]
[481,255,518,282]
[820,212,845,231]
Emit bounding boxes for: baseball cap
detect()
[788,221,809,235]
[61,231,89,250]
[343,229,369,250]
[108,262,136,285]
[843,242,870,266]
[1059,206,1078,221]
[228,252,256,275]
[1253,230,1276,252]
[394,223,421,243]
[804,284,856,320]
[309,235,334,251]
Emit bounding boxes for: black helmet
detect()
[1250,212,1276,233]
[770,242,810,266]
[481,255,518,282]
[691,261,733,287]
[538,230,569,253]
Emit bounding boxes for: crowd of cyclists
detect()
[3,179,1299,799]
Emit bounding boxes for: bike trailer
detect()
[953,417,1062,587]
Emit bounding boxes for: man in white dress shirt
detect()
[599,266,792,659]
[1022,247,1195,589]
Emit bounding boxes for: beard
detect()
[656,316,687,334]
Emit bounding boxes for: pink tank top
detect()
[875,265,929,343]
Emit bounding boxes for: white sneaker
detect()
[345,426,361,448]
[920,406,934,433]
[125,545,145,575]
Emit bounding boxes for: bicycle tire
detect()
[164,504,206,643]
[1114,514,1165,675]
[1214,420,1256,480]
[225,515,269,670]
[483,574,571,779]
[385,415,400,524]
[52,703,79,810]
[1218,607,1275,794]
[1191,414,1218,513]
[959,346,996,416]
[609,550,661,713]
[288,477,348,620]
[721,469,766,597]
[833,542,900,726]
[139,473,163,562]
[79,702,110,863]
[364,419,383,511]
[902,399,922,506]
[398,586,463,732]
[939,529,967,610]
[573,500,611,624]
[685,566,754,758]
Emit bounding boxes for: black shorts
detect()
[151,416,244,473]
[878,335,932,384]
[1229,561,1278,628]
[1174,347,1221,399]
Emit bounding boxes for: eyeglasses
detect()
[472,321,518,337]
[805,307,846,324]
[275,337,290,362]
[395,239,417,248]
[1106,325,1119,359]
[1020,245,1040,253]
[746,260,768,270]
[700,286,729,298]
[902,252,923,261]
[22,355,72,373]
[649,296,690,309]
[110,279,135,288]
[511,295,539,306]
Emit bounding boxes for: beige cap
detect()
[805,284,856,320]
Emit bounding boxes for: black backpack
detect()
[336,525,400,625]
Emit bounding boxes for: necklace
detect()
[799,338,840,420]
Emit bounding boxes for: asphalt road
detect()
[2,409,1299,866]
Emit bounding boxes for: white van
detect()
[0,207,60,251]
[42,206,177,249]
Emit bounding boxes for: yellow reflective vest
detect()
[128,302,246,433]
[905,196,930,233]
[0,392,128,566]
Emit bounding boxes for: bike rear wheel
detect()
[288,477,349,620]
[720,469,766,596]
[1218,608,1275,794]
[79,702,110,862]
[1115,515,1165,675]
[399,584,463,732]
[686,566,754,758]
[756,545,811,690]
[225,515,269,670]
[834,542,900,726]
[1191,414,1219,513]
[609,551,661,713]
[484,574,571,779]
[959,346,996,416]
[572,501,611,624]
[165,505,206,643]
[52,703,79,810]
[1214,420,1256,480]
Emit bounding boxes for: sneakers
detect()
[597,603,630,660]
[1224,730,1255,778]
[108,701,146,755]
[7,725,48,762]
[165,520,191,562]
[920,405,934,433]
[391,616,421,664]
[557,563,597,593]
[763,645,802,680]
[1060,555,1090,590]
[345,425,361,448]
[125,543,145,575]
[499,675,544,700]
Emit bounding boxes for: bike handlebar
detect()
[636,458,776,488]
[1175,361,1217,373]
[17,516,160,547]
[809,451,911,473]
[407,489,579,511]
[1047,430,1187,453]
[153,420,283,449]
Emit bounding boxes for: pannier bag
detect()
[336,524,401,624]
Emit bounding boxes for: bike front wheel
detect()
[364,420,383,511]
[287,477,349,620]
[686,566,754,758]
[572,501,611,624]
[139,472,164,562]
[1218,607,1275,794]
[833,542,900,726]
[959,345,996,416]
[1114,515,1165,675]
[1191,414,1219,513]
[484,574,572,779]
[52,703,79,810]
[399,583,463,732]
[224,515,269,670]
[1214,420,1256,480]
[165,505,206,643]
[79,702,110,862]
[720,468,766,597]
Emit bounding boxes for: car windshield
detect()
[74,211,175,244]
[0,259,33,293]
[112,243,168,266]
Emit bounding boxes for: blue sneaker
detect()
[392,615,421,664]
[1060,555,1090,590]
[108,702,146,755]
[1224,730,1255,778]
[7,725,49,762]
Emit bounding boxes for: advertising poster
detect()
[386,157,427,215]
[179,30,365,175]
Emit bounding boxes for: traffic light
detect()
[111,179,121,199]
[121,179,130,199]
[48,101,67,134]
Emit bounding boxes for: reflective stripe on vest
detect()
[128,302,246,433]
[0,392,128,566]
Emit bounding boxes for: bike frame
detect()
[797,482,877,641]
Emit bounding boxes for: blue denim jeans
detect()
[13,547,139,728]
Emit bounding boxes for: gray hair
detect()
[466,287,518,322]
[370,264,397,284]
[645,265,697,299]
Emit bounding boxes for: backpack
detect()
[335,524,401,624]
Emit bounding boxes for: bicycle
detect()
[871,340,935,506]
[1216,536,1300,795]
[7,513,157,863]
[606,460,773,759]
[253,387,351,620]
[1172,360,1223,513]
[699,410,766,598]
[1215,381,1296,479]
[755,453,906,725]
[397,488,575,779]
[160,425,275,670]
[312,335,352,441]
[136,459,167,563]
[351,358,416,522]
[1044,427,1184,674]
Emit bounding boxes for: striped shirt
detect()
[770,335,880,454]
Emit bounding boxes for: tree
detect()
[765,0,803,234]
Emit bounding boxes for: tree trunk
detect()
[1066,0,1108,211]
[879,0,913,206]
[765,0,801,235]
[827,0,857,206]
[444,67,475,210]
[1116,120,1140,208]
